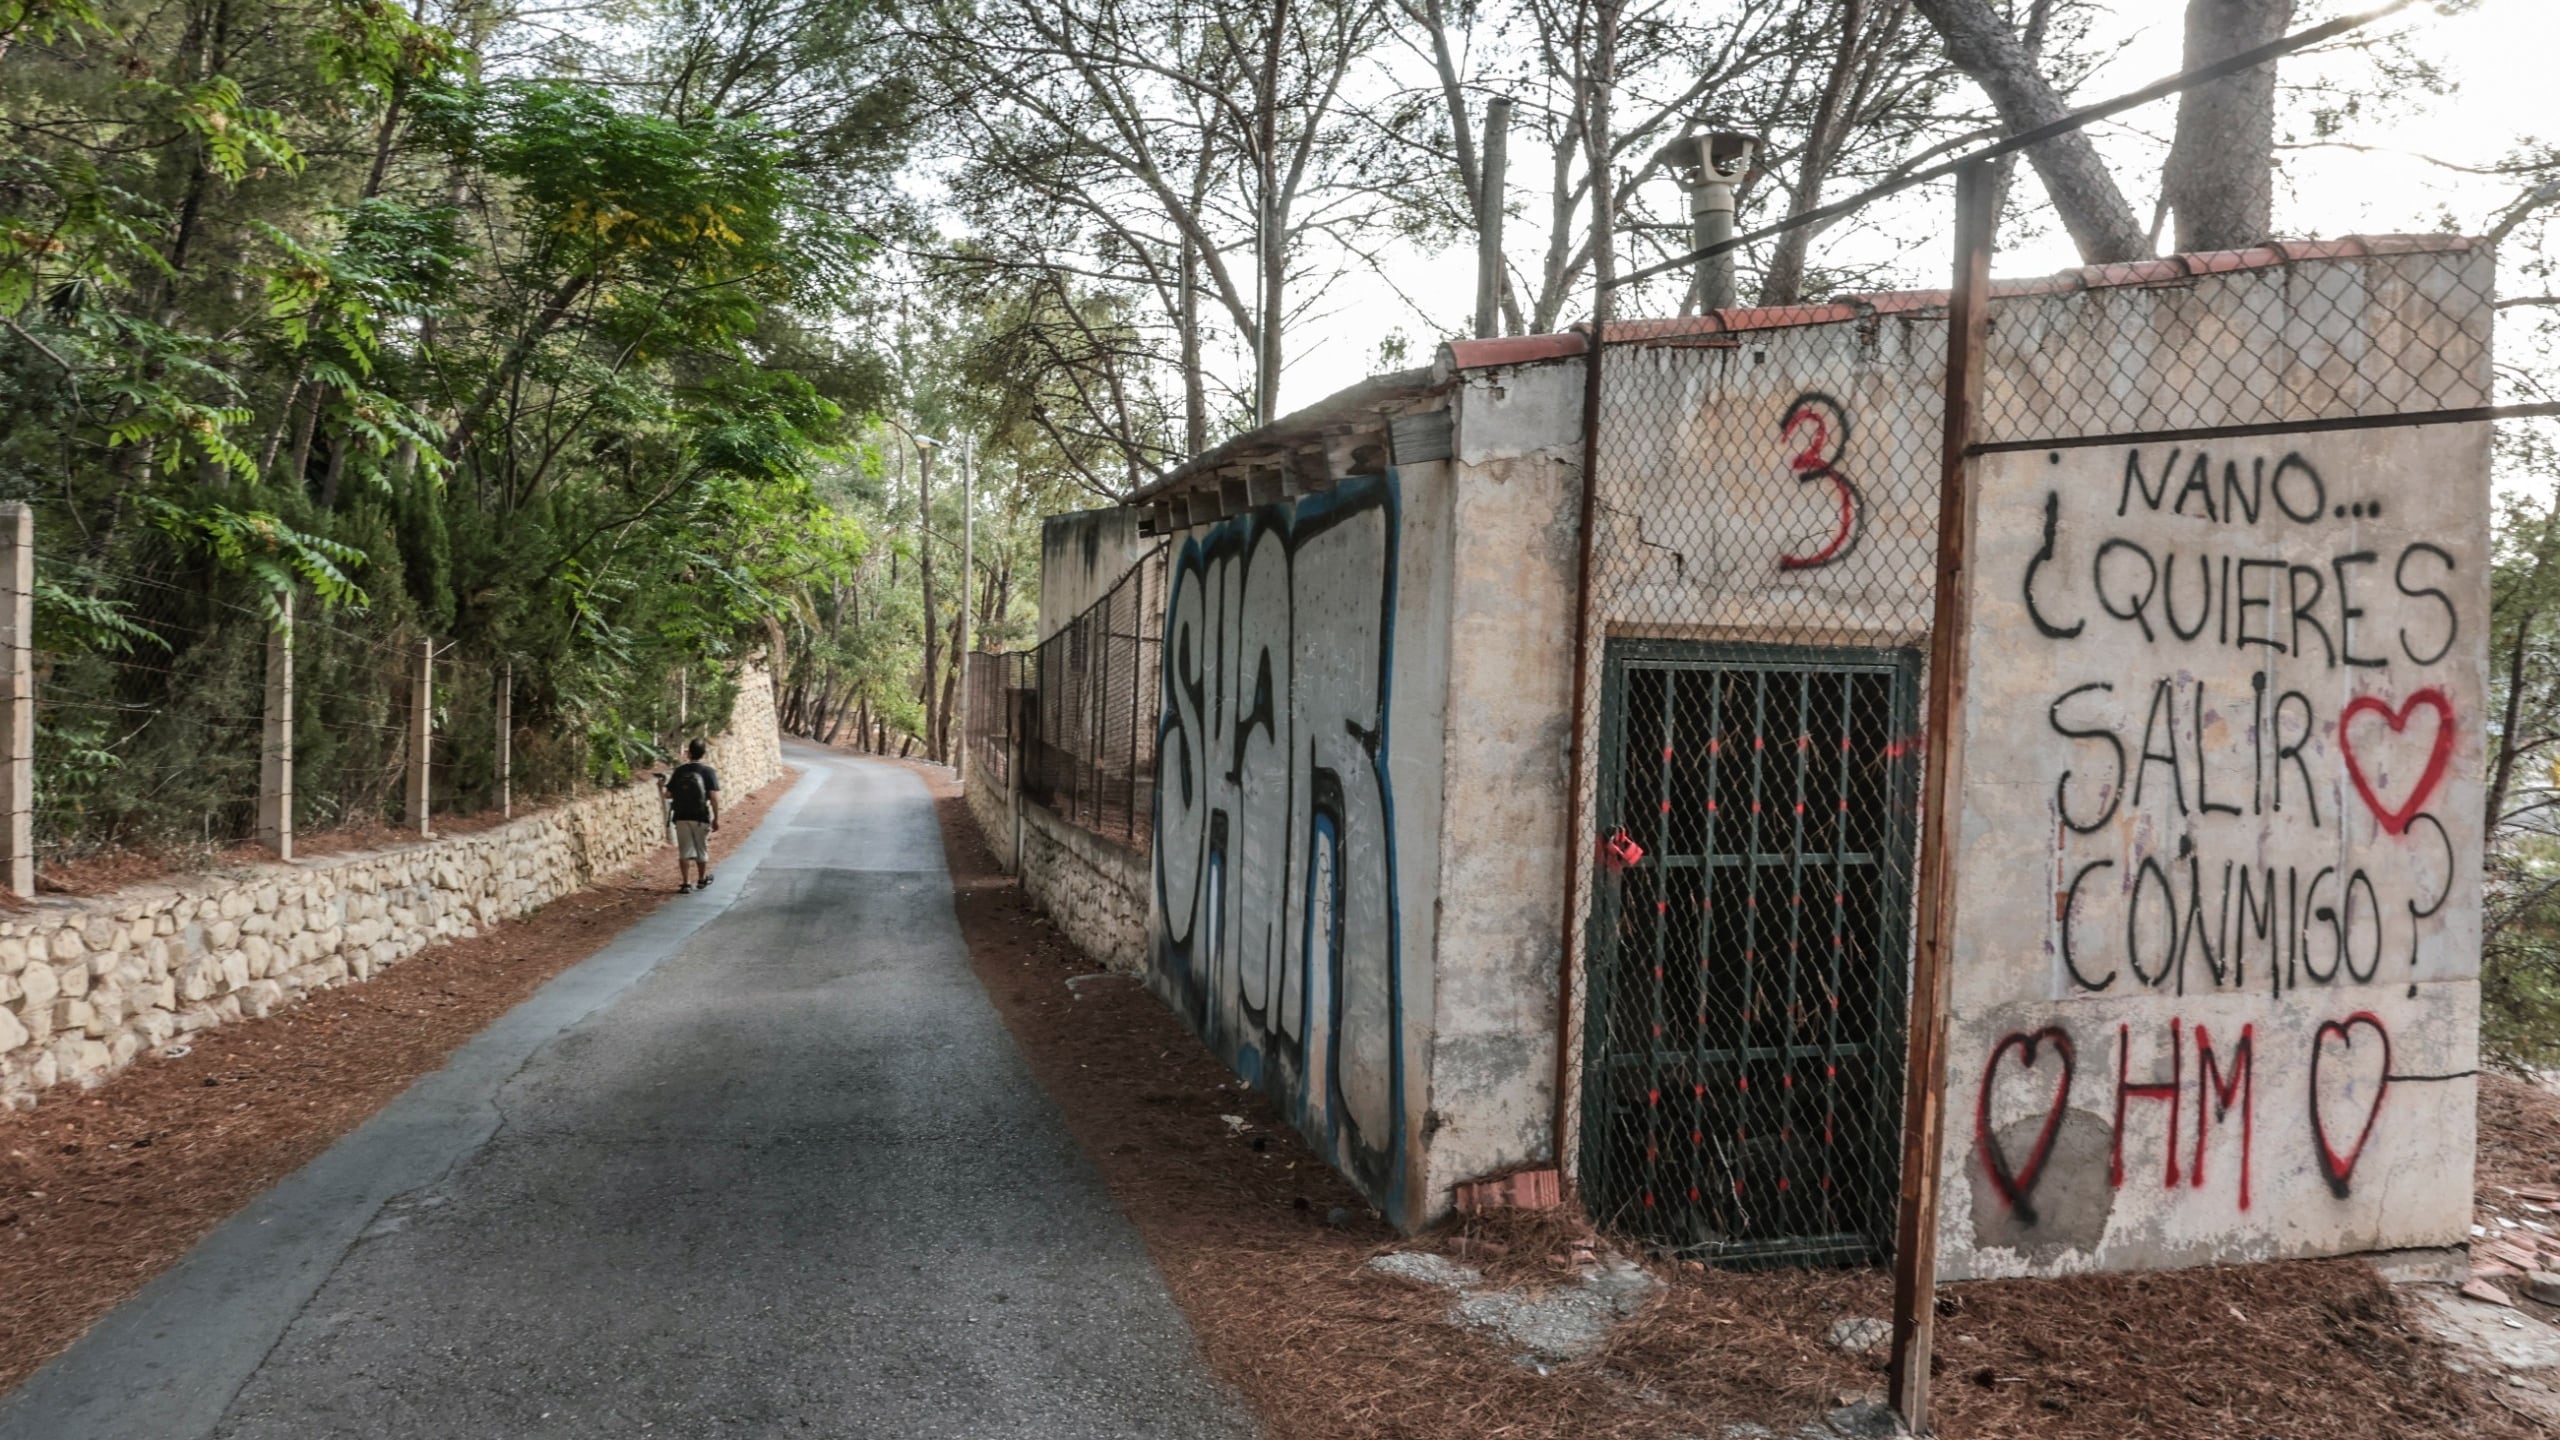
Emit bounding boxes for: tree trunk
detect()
[2164,0,2295,252]
[1253,0,1289,424]
[1760,0,1869,306]
[1180,237,1207,457]
[1912,0,2153,264]
[1987,0,2059,229]
[286,384,327,494]
[1582,0,1622,323]
[937,605,963,761]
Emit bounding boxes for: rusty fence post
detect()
[1553,315,1606,1194]
[0,504,31,897]
[1888,158,1997,1435]
[258,589,294,859]
[407,639,433,838]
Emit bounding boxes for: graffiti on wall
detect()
[1153,473,1405,1206]
[1957,436,2480,1264]
[1775,392,1862,571]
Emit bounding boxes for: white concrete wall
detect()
[1038,508,1153,643]
[1555,244,2493,1278]
[1148,468,1453,1226]
[0,668,783,1107]
[1418,372,1585,1214]
[1940,421,2487,1278]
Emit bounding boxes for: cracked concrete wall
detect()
[0,667,784,1107]
[1416,368,1585,1220]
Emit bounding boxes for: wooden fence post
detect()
[407,639,433,838]
[258,590,293,859]
[0,504,31,897]
[497,660,512,820]
[1887,158,1998,1436]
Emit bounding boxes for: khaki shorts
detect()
[673,820,711,862]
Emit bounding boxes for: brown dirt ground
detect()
[0,768,794,1396]
[909,760,2547,1440]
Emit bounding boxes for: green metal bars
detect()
[1580,640,1920,1267]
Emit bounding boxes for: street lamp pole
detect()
[956,433,975,785]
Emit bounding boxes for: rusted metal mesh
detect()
[1565,235,2501,1271]
[1009,544,1167,849]
[1565,315,1945,1269]
[963,650,1021,791]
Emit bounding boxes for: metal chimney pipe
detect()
[1687,131,1758,313]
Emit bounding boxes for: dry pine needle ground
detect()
[913,760,2548,1440]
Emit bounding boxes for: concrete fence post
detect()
[258,590,294,859]
[497,660,512,820]
[407,638,433,838]
[0,503,30,897]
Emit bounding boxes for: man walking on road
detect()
[660,739,721,893]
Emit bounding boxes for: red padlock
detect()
[1602,828,1646,871]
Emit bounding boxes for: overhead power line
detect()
[1613,0,2426,290]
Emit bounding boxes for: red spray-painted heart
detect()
[2339,688,2454,837]
[1976,1027,2074,1226]
[2309,1012,2391,1198]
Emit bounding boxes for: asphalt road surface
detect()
[0,746,1255,1440]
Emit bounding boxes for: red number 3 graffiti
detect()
[1777,393,1862,571]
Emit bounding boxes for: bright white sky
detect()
[1277,0,2560,414]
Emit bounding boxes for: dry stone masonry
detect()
[0,668,782,1108]
[1018,803,1149,976]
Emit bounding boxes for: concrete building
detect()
[984,235,2492,1282]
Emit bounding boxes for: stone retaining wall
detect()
[1014,801,1149,976]
[0,668,783,1108]
[964,765,1017,872]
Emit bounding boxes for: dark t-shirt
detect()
[667,762,720,823]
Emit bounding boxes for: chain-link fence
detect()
[1563,171,2518,1278]
[964,650,1024,791]
[1010,544,1165,848]
[32,557,272,862]
[1566,309,1946,1267]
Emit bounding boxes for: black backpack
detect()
[668,765,707,815]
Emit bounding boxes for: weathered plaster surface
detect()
[1554,245,2494,1280]
[1148,469,1451,1226]
[1939,420,2487,1279]
[1039,508,1153,643]
[1422,381,1584,1215]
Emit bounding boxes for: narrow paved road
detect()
[0,747,1254,1440]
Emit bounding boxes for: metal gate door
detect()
[1580,641,1920,1266]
